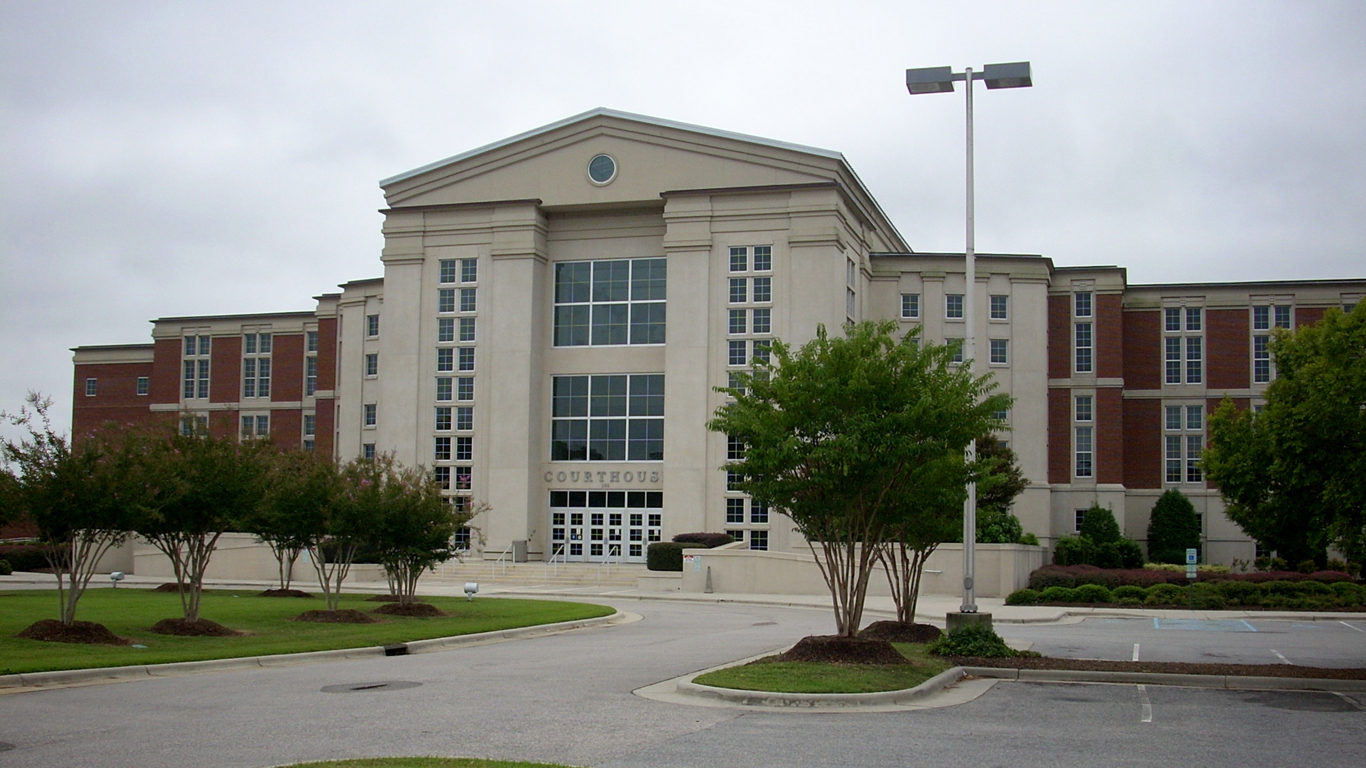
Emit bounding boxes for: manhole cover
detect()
[752,621,777,626]
[320,681,423,694]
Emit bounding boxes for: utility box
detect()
[512,540,528,563]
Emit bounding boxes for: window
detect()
[364,404,376,427]
[728,309,746,335]
[749,530,768,551]
[1165,337,1182,384]
[729,246,747,272]
[1165,306,1203,385]
[752,308,771,334]
[243,333,271,399]
[727,498,745,524]
[457,377,474,401]
[136,376,149,396]
[727,371,746,395]
[459,317,476,342]
[456,436,472,462]
[901,293,920,319]
[1253,306,1269,331]
[550,374,664,461]
[456,406,473,431]
[436,407,451,431]
[305,357,317,397]
[1254,335,1271,383]
[753,277,771,303]
[303,414,316,437]
[1165,404,1203,484]
[1166,435,1183,483]
[458,347,474,371]
[753,245,771,272]
[846,259,856,287]
[1075,509,1087,532]
[989,339,1008,365]
[434,466,451,490]
[180,414,207,436]
[946,294,964,319]
[241,414,269,439]
[1075,395,1093,423]
[846,288,855,319]
[85,378,97,396]
[727,435,745,461]
[455,466,471,490]
[183,335,210,399]
[436,377,452,401]
[365,353,378,377]
[306,330,318,353]
[1075,323,1093,373]
[1185,307,1202,332]
[434,317,453,343]
[948,338,964,365]
[437,348,453,372]
[461,258,478,283]
[435,436,451,461]
[751,500,768,524]
[728,340,746,366]
[1074,292,1092,318]
[990,295,1008,320]
[752,340,771,366]
[992,409,1008,423]
[460,288,477,313]
[439,289,455,313]
[439,259,456,284]
[1074,426,1093,478]
[729,278,747,304]
[553,258,666,346]
[1274,305,1291,328]
[727,470,743,491]
[1185,337,1203,384]
[366,314,379,337]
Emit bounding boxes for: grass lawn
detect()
[0,588,613,675]
[691,642,951,694]
[280,754,573,759]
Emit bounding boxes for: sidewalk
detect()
[5,570,1362,625]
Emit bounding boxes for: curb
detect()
[677,665,969,708]
[0,610,629,692]
[962,666,1366,692]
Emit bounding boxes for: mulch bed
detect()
[259,588,313,598]
[780,635,909,665]
[366,594,426,602]
[952,655,1366,680]
[371,602,447,617]
[154,583,183,592]
[860,621,944,643]
[294,609,380,624]
[149,618,242,637]
[17,619,131,645]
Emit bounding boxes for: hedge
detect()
[645,542,710,571]
[1011,579,1364,609]
[672,532,735,548]
[0,544,52,572]
[1028,564,1356,592]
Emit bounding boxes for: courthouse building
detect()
[71,109,1365,566]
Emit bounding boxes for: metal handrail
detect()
[544,544,566,580]
[597,544,621,584]
[490,544,514,582]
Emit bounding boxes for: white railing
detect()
[597,544,621,584]
[544,544,566,580]
[489,544,514,582]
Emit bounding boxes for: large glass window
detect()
[553,258,666,346]
[901,293,919,319]
[550,374,664,461]
[1074,323,1092,373]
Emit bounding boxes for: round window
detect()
[588,154,617,185]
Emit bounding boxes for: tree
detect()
[1206,303,1366,565]
[135,424,272,624]
[877,453,968,624]
[308,455,384,611]
[249,449,336,592]
[1147,489,1201,564]
[1078,504,1121,545]
[372,467,472,606]
[709,321,1009,637]
[0,394,145,626]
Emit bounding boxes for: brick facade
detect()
[1206,308,1249,389]
[1121,310,1161,390]
[1096,388,1124,484]
[1121,398,1162,489]
[1047,295,1070,380]
[1096,294,1123,378]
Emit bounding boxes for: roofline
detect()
[379,108,845,188]
[871,251,1045,259]
[339,277,384,289]
[1128,277,1366,290]
[152,310,317,324]
[70,343,155,352]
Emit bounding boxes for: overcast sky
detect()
[3,0,1364,437]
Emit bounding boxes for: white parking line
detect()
[1333,692,1366,712]
[1137,684,1153,723]
[1239,619,1257,632]
[1132,643,1140,662]
[1341,621,1364,633]
[1271,649,1292,664]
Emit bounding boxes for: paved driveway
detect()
[1,598,1363,768]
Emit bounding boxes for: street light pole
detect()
[906,61,1031,622]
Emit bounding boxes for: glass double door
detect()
[549,490,662,563]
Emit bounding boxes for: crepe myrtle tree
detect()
[0,393,151,626]
[308,455,388,611]
[878,452,973,625]
[135,421,273,623]
[710,321,1009,637]
[373,467,475,606]
[248,449,338,592]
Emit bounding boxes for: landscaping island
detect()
[1,588,613,675]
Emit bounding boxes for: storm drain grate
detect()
[320,681,423,694]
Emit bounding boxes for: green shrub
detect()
[1144,583,1186,605]
[0,545,50,572]
[1029,568,1076,590]
[928,623,1023,658]
[1040,586,1078,603]
[1020,532,1040,546]
[1329,582,1363,606]
[1052,536,1094,566]
[1146,489,1201,564]
[977,508,1025,544]
[1073,584,1112,603]
[646,542,704,571]
[671,532,734,548]
[1189,583,1227,610]
[1096,540,1144,570]
[1296,559,1318,574]
[1112,585,1146,602]
[1263,580,1300,598]
[1073,569,1123,589]
[0,559,11,576]
[1078,505,1122,546]
[1005,588,1040,606]
[1216,580,1263,606]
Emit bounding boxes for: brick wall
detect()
[1122,310,1161,390]
[1121,398,1161,488]
[315,397,335,457]
[316,317,337,391]
[1296,307,1326,328]
[1048,295,1070,380]
[1096,294,1123,378]
[150,338,182,405]
[71,361,154,435]
[272,333,304,402]
[210,336,242,405]
[1206,308,1249,389]
[1048,388,1070,484]
[1096,388,1124,484]
[272,409,301,450]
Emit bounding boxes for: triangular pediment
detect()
[381,109,855,210]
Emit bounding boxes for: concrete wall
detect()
[677,544,1044,598]
[130,534,387,584]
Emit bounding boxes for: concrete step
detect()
[424,561,646,589]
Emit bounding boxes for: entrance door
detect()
[549,490,662,563]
